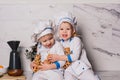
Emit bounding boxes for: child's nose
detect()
[63,30,67,33]
[47,40,50,44]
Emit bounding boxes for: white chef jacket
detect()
[60,36,90,76]
[32,41,65,80]
[37,41,65,68]
[60,36,82,62]
[59,36,100,80]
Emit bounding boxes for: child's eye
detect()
[49,37,53,40]
[67,28,70,30]
[51,37,53,40]
[43,40,47,42]
[60,28,63,30]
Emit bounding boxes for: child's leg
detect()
[32,71,47,80]
[78,69,100,80]
[64,69,78,80]
[32,70,64,80]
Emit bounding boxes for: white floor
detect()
[24,71,120,80]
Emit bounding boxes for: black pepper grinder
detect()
[7,40,23,76]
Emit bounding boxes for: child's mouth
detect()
[47,44,52,48]
[62,34,68,38]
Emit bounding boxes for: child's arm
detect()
[48,37,82,62]
[38,63,56,71]
[68,37,82,61]
[48,54,67,62]
[48,41,66,68]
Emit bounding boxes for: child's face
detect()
[59,22,74,41]
[38,33,55,48]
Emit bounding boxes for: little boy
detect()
[48,12,100,80]
[30,20,65,80]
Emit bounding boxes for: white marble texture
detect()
[73,4,120,71]
[0,3,120,72]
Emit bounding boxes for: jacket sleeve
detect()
[69,37,82,62]
[55,42,65,68]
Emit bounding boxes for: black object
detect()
[31,43,38,61]
[25,43,38,61]
[7,40,23,76]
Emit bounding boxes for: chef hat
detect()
[54,12,77,29]
[32,20,53,42]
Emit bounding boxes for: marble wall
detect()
[73,4,120,71]
[0,3,120,71]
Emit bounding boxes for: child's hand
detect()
[38,63,51,71]
[30,61,37,70]
[30,61,34,70]
[48,54,60,62]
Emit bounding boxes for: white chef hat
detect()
[32,20,53,42]
[54,12,77,29]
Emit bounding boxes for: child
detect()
[30,20,65,80]
[48,12,100,80]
